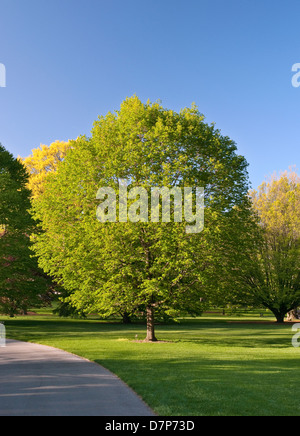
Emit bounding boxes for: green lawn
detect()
[2,312,300,416]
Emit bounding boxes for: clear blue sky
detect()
[0,0,299,189]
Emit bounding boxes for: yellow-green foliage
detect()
[248,168,300,321]
[21,140,71,199]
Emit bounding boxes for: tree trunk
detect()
[122,312,132,324]
[272,308,286,323]
[145,305,157,342]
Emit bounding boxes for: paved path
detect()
[0,340,154,416]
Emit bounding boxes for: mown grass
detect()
[2,312,300,416]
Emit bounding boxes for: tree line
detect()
[0,96,299,339]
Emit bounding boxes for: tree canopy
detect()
[248,169,300,322]
[0,144,51,316]
[31,96,251,340]
[218,168,300,322]
[22,140,71,199]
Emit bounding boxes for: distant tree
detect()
[31,96,250,340]
[222,169,300,323]
[21,140,71,198]
[248,169,300,322]
[22,140,82,317]
[0,144,51,316]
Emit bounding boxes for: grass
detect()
[2,311,300,416]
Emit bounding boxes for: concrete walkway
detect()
[0,340,154,416]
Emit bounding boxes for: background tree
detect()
[219,168,300,323]
[248,169,300,322]
[22,140,81,317]
[31,96,251,340]
[21,140,71,198]
[0,144,51,316]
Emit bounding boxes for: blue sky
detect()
[0,0,299,189]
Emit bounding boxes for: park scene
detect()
[0,0,300,418]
